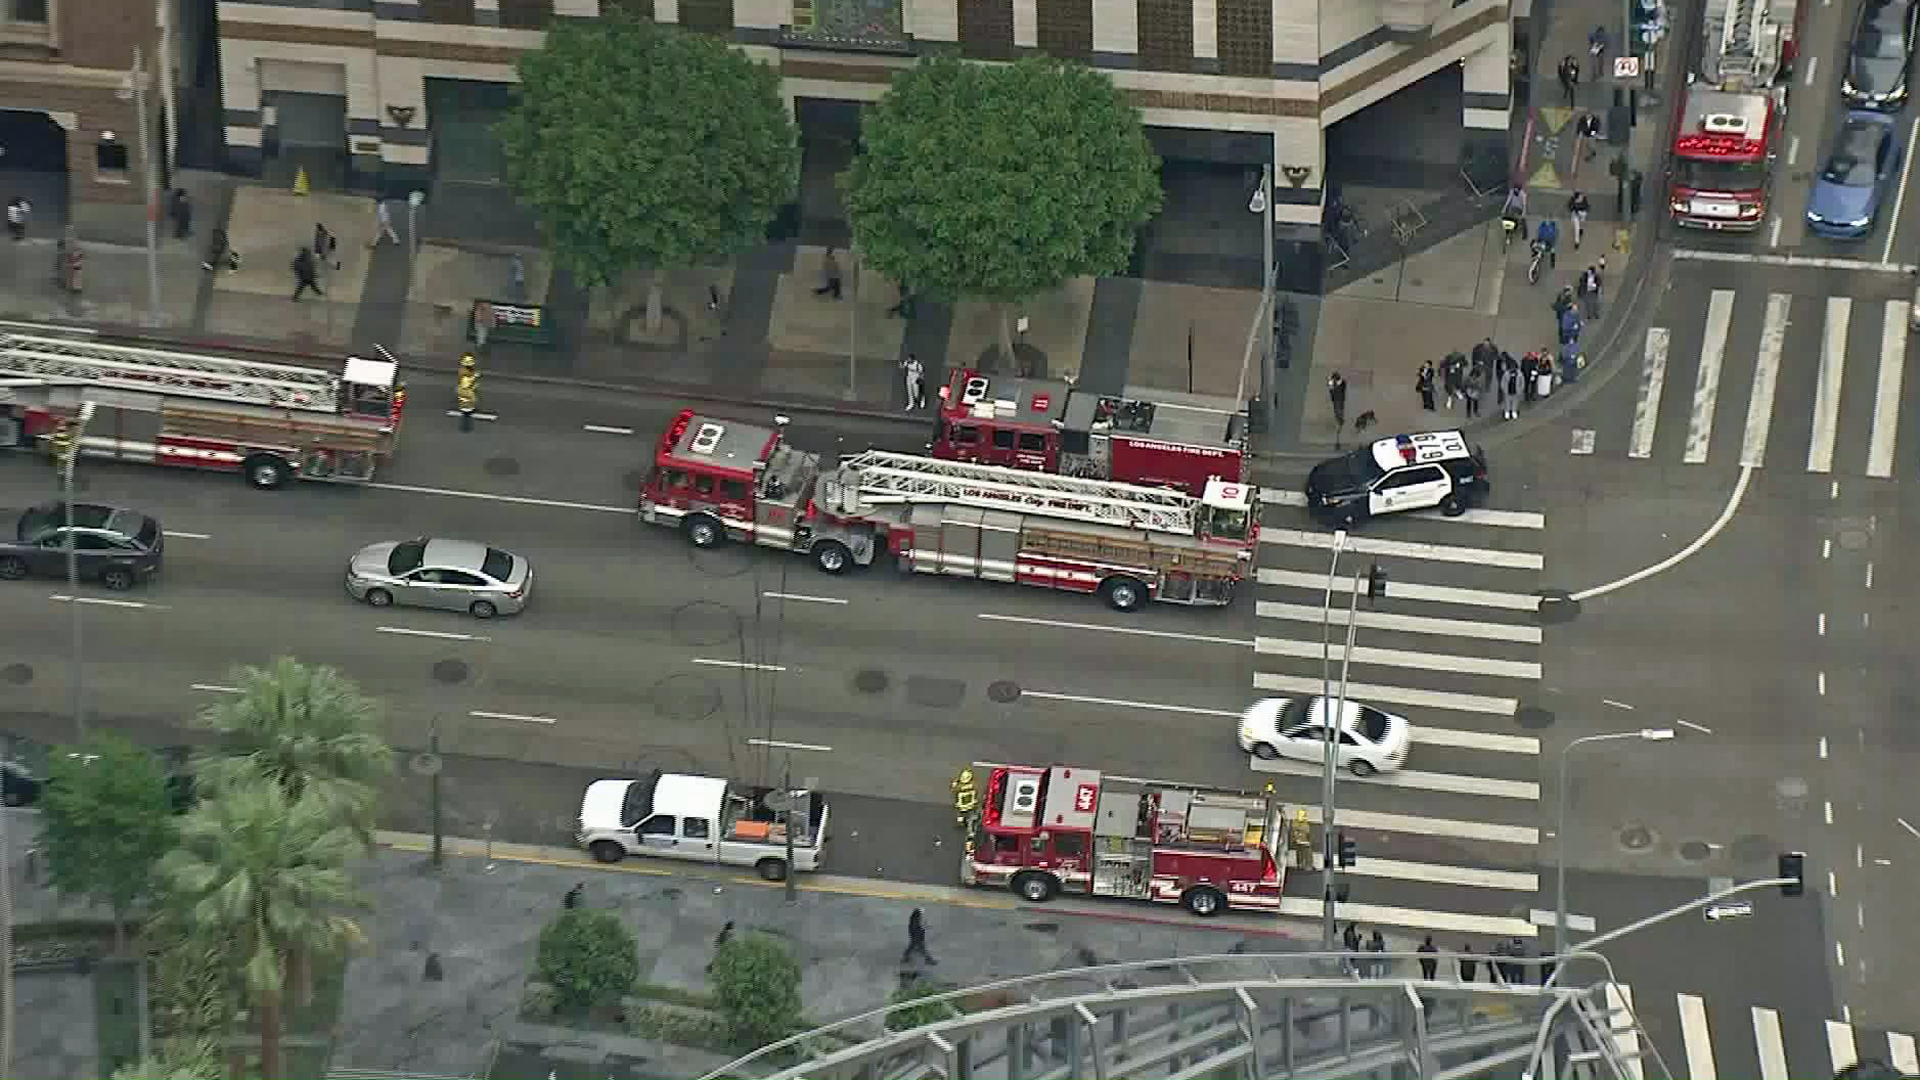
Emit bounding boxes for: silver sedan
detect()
[345,537,532,618]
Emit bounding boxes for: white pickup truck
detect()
[576,770,828,881]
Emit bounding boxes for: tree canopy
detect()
[536,908,640,1012]
[844,57,1162,310]
[495,13,799,290]
[39,734,178,944]
[710,932,803,1049]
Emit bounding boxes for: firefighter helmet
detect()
[460,353,477,370]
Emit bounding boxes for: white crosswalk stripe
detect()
[1610,991,1920,1080]
[1253,495,1545,940]
[1610,291,1914,477]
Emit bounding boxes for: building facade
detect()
[215,0,1509,236]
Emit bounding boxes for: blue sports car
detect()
[1807,110,1902,238]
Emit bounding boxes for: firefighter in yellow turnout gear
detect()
[951,767,977,827]
[456,354,479,431]
[47,419,75,472]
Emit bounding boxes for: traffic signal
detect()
[1780,852,1806,896]
[1366,562,1389,601]
[1338,832,1358,868]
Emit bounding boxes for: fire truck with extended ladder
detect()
[0,333,405,488]
[930,368,1249,498]
[1669,0,1801,230]
[637,409,1257,611]
[958,762,1288,917]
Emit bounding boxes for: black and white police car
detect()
[1304,431,1489,525]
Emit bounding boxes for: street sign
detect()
[1704,902,1754,921]
[1613,56,1642,79]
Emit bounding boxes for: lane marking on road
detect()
[1787,135,1800,167]
[377,626,492,643]
[1256,489,1543,529]
[1607,984,1645,1080]
[1603,698,1634,710]
[367,481,631,515]
[693,658,788,672]
[1249,755,1539,800]
[763,591,848,605]
[1684,290,1734,464]
[1316,854,1538,892]
[1276,895,1537,938]
[583,424,635,436]
[1672,248,1918,274]
[1677,719,1713,735]
[1827,800,1835,824]
[163,530,210,540]
[1255,635,1541,679]
[1808,297,1851,473]
[1886,114,1920,265]
[1753,1007,1790,1080]
[444,410,500,422]
[1259,568,1542,612]
[1257,600,1542,644]
[1742,295,1790,466]
[1898,816,1920,839]
[190,683,242,694]
[1629,327,1669,458]
[1678,993,1719,1080]
[1254,672,1518,718]
[1261,528,1543,570]
[1803,55,1818,86]
[1409,726,1538,754]
[1830,1019,1861,1075]
[746,737,832,753]
[1868,301,1908,478]
[1767,215,1782,247]
[1527,908,1596,932]
[978,612,1251,648]
[1568,465,1751,602]
[470,709,556,725]
[1294,802,1537,846]
[49,594,152,609]
[1019,689,1239,718]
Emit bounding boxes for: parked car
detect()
[1237,696,1412,777]
[345,537,532,618]
[1807,110,1903,237]
[1843,0,1919,110]
[0,501,163,590]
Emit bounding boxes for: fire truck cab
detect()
[932,369,1247,498]
[961,763,1285,917]
[1670,0,1797,229]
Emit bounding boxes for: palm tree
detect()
[191,656,393,841]
[156,773,366,1080]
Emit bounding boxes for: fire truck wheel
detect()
[1102,576,1146,612]
[364,588,394,608]
[1012,871,1058,903]
[812,540,851,574]
[588,840,625,864]
[756,857,789,882]
[1183,886,1225,917]
[0,556,25,581]
[684,515,723,549]
[243,455,289,489]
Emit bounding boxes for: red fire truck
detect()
[1669,0,1799,230]
[959,762,1287,917]
[0,333,405,488]
[638,409,1257,611]
[930,369,1248,498]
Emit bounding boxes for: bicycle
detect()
[1528,240,1547,284]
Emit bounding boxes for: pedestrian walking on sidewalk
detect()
[1577,112,1603,164]
[1327,371,1348,429]
[313,222,340,270]
[1366,930,1388,978]
[5,196,29,241]
[169,188,193,239]
[562,881,584,909]
[291,247,323,301]
[901,908,936,965]
[705,920,735,973]
[1463,379,1482,419]
[374,198,401,246]
[1344,921,1363,953]
[1458,943,1479,982]
[1416,361,1436,410]
[1521,351,1539,402]
[1558,55,1581,106]
[1589,25,1610,64]
[903,352,926,411]
[1490,939,1511,983]
[815,247,843,299]
[1442,352,1465,408]
[1417,936,1439,980]
[1502,363,1522,419]
[1568,191,1590,248]
[203,229,240,273]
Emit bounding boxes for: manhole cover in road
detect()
[688,543,753,578]
[672,601,741,646]
[1516,706,1555,730]
[409,752,442,777]
[0,663,30,685]
[1618,824,1657,852]
[988,680,1022,704]
[906,676,967,709]
[1730,834,1775,865]
[852,669,889,694]
[1838,528,1871,550]
[431,659,470,685]
[1536,590,1579,625]
[650,674,721,722]
[482,456,520,477]
[1678,840,1713,862]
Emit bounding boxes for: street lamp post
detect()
[63,401,96,741]
[1554,727,1676,954]
[1248,168,1274,414]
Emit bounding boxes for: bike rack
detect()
[1387,199,1428,245]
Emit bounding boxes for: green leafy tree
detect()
[496,13,799,331]
[191,656,392,843]
[155,774,366,1080]
[885,979,961,1031]
[845,56,1162,366]
[536,908,640,1012]
[710,932,802,1049]
[109,1037,227,1080]
[39,734,178,950]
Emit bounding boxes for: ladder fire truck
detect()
[638,409,1257,611]
[931,368,1249,498]
[0,333,404,488]
[1670,0,1799,230]
[959,762,1287,917]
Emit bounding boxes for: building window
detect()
[498,0,550,29]
[419,0,474,23]
[677,0,731,32]
[1215,0,1271,77]
[6,0,47,22]
[958,0,1013,60]
[1137,0,1194,73]
[95,134,130,182]
[1035,0,1091,60]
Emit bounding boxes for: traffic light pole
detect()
[1320,564,1362,950]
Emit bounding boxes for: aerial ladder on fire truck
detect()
[0,332,343,413]
[1701,0,1785,88]
[821,450,1203,536]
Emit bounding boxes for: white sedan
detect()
[1236,696,1412,777]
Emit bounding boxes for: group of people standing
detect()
[1416,340,1556,422]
